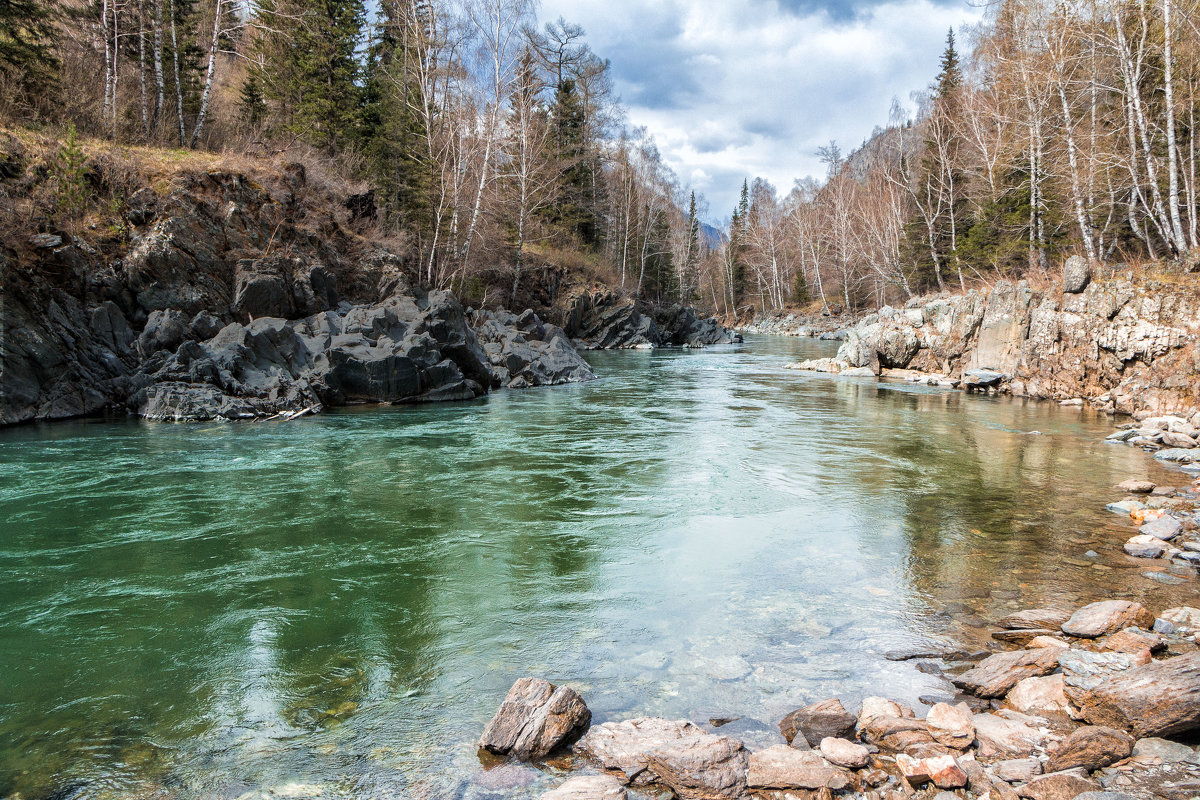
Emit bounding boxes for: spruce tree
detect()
[0,0,59,106]
[549,79,599,246]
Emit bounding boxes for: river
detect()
[0,335,1193,800]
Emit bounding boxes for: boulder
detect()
[951,648,1062,698]
[972,713,1053,759]
[541,775,628,800]
[1018,769,1098,800]
[1131,737,1196,763]
[1059,649,1149,705]
[1079,652,1200,737]
[1061,601,1155,639]
[645,733,749,799]
[819,737,870,769]
[926,702,975,749]
[1139,516,1183,541]
[858,714,940,756]
[1116,480,1156,494]
[1102,628,1165,655]
[1045,726,1134,772]
[747,746,848,791]
[1000,609,1072,630]
[1063,256,1092,294]
[1160,607,1200,631]
[780,699,858,747]
[1124,536,1166,558]
[896,754,968,789]
[575,718,711,785]
[479,677,591,760]
[1006,674,1071,715]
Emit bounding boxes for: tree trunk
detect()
[189,0,223,147]
[169,0,186,146]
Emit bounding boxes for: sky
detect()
[538,0,984,220]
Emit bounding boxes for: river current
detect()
[0,335,1193,799]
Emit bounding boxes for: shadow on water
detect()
[0,335,1194,798]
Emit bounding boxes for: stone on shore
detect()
[1006,674,1070,715]
[645,732,749,799]
[896,753,968,789]
[541,775,628,800]
[1018,769,1099,800]
[1028,636,1071,649]
[991,758,1043,783]
[779,698,858,747]
[1079,652,1200,737]
[819,737,870,769]
[480,678,591,760]
[1059,649,1149,705]
[951,648,1062,697]
[1102,628,1164,655]
[1124,535,1166,558]
[1061,601,1154,639]
[1116,480,1156,494]
[972,713,1054,759]
[1159,607,1200,632]
[1045,726,1134,772]
[1140,515,1183,541]
[747,746,849,791]
[1000,609,1072,630]
[858,699,940,756]
[574,717,704,784]
[1131,737,1196,763]
[926,702,975,749]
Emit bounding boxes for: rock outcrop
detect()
[565,290,737,350]
[787,277,1200,418]
[478,677,592,760]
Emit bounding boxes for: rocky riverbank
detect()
[783,260,1200,421]
[2,169,732,426]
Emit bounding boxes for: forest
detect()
[2,0,1199,317]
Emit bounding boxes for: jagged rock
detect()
[991,758,1043,783]
[926,703,975,749]
[644,731,748,799]
[747,746,848,791]
[1018,769,1098,800]
[1006,674,1070,716]
[858,714,940,756]
[540,775,627,800]
[478,677,591,760]
[1061,601,1155,639]
[1160,607,1200,631]
[780,699,858,747]
[655,304,737,347]
[1045,726,1134,772]
[1063,256,1092,294]
[896,753,968,789]
[1140,515,1183,541]
[472,308,596,388]
[1079,652,1200,737]
[575,718,711,785]
[819,737,870,769]
[1102,628,1164,655]
[951,649,1062,698]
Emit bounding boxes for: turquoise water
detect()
[0,335,1191,800]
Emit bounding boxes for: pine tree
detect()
[239,72,266,129]
[251,0,367,155]
[0,0,59,107]
[728,180,750,305]
[681,190,701,302]
[548,78,599,246]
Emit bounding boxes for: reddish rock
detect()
[896,753,968,789]
[1045,726,1134,772]
[1017,769,1098,800]
[747,746,849,791]
[541,775,628,800]
[779,698,858,747]
[951,648,1062,698]
[1080,652,1200,738]
[1061,601,1155,639]
[1102,628,1165,655]
[1000,609,1072,630]
[926,702,975,749]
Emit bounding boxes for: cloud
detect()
[538,0,982,220]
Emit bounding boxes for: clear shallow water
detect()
[0,335,1194,800]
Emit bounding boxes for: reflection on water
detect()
[0,335,1193,799]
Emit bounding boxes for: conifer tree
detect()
[0,0,59,108]
[549,78,599,246]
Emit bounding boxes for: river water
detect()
[1,335,1195,800]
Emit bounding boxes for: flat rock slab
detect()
[747,745,849,791]
[819,737,870,769]
[1103,628,1164,655]
[575,717,705,784]
[1132,737,1196,763]
[952,648,1061,698]
[858,714,940,756]
[991,758,1043,783]
[480,677,592,760]
[1080,652,1200,738]
[1061,601,1154,638]
[1059,649,1147,705]
[1160,607,1200,631]
[926,702,975,749]
[1018,769,1098,800]
[1046,726,1134,772]
[541,775,628,800]
[1000,609,1072,630]
[1140,516,1183,541]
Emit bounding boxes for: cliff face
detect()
[811,276,1200,418]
